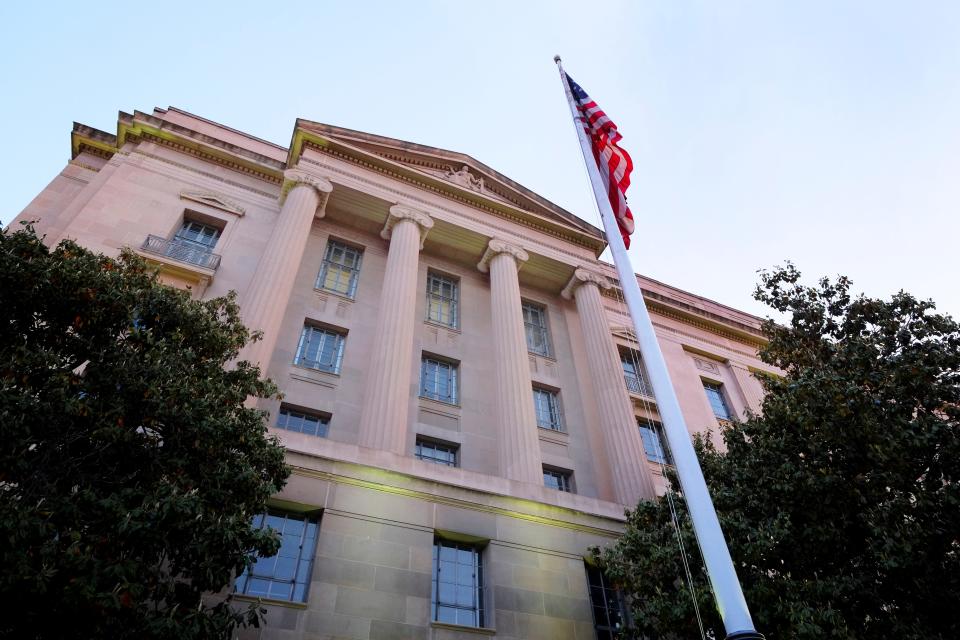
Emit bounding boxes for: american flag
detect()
[566,74,635,249]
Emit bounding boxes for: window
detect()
[294,325,346,374]
[415,438,458,467]
[620,349,652,396]
[703,381,733,421]
[235,510,319,603]
[432,539,484,628]
[426,272,459,328]
[162,219,222,267]
[316,240,363,298]
[638,419,671,465]
[420,356,458,404]
[277,405,329,438]
[543,467,573,493]
[532,387,563,431]
[522,301,552,357]
[585,563,626,640]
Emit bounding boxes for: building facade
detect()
[12,107,775,640]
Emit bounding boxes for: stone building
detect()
[11,107,775,640]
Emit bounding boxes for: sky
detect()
[2,1,958,320]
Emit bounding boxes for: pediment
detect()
[180,190,245,216]
[294,120,604,243]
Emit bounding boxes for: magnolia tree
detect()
[596,264,960,639]
[0,225,290,639]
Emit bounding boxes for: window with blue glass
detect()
[277,405,329,438]
[543,467,573,492]
[432,539,484,628]
[420,356,459,404]
[294,324,346,374]
[638,418,671,465]
[702,380,733,421]
[235,510,320,603]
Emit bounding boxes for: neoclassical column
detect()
[478,239,543,485]
[562,267,656,504]
[239,168,333,371]
[357,205,434,454]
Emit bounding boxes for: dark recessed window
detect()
[585,563,626,640]
[432,539,484,628]
[415,438,458,467]
[543,467,573,493]
[277,406,329,438]
[235,510,320,603]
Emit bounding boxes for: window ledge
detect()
[527,351,556,362]
[314,287,356,303]
[537,427,568,445]
[419,396,461,410]
[424,319,462,334]
[230,594,308,610]
[430,622,496,636]
[290,365,340,389]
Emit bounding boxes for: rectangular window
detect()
[703,381,733,421]
[585,563,625,640]
[543,467,573,493]
[164,220,222,267]
[532,387,563,431]
[415,438,458,467]
[620,349,652,396]
[432,539,484,628]
[277,405,329,438]
[316,240,363,298]
[426,272,459,328]
[235,510,319,603]
[522,301,552,357]
[638,419,671,465]
[294,325,346,374]
[420,356,459,404]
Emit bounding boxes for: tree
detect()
[0,225,291,639]
[596,264,960,639]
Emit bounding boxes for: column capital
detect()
[561,267,612,300]
[280,168,333,206]
[477,238,529,273]
[381,204,434,248]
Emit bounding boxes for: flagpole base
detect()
[725,631,765,640]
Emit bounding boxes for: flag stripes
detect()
[566,74,635,248]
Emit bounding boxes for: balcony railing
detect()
[141,235,221,270]
[624,373,653,397]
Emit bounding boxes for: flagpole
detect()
[554,55,763,640]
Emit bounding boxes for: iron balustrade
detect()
[141,234,222,270]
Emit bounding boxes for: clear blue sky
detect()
[2,1,958,319]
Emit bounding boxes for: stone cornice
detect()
[477,238,530,273]
[381,204,434,248]
[292,130,607,256]
[561,267,612,300]
[71,113,285,186]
